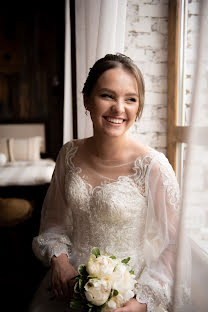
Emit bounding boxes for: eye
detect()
[100,93,113,99]
[127,98,137,102]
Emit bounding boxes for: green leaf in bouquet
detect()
[121,257,130,264]
[113,289,118,296]
[87,303,93,308]
[74,281,80,293]
[78,265,87,276]
[129,269,135,274]
[88,275,98,279]
[79,277,85,291]
[96,302,106,312]
[71,275,79,280]
[113,265,117,272]
[80,292,87,301]
[72,293,80,300]
[70,299,84,310]
[110,255,116,259]
[95,302,106,312]
[92,247,100,258]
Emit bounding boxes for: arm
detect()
[32,144,77,299]
[32,144,73,266]
[134,153,181,312]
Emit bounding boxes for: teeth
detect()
[106,117,123,124]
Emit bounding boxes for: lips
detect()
[104,116,126,124]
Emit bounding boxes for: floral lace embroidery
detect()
[135,266,173,312]
[32,233,72,266]
[33,140,181,311]
[65,140,80,174]
[132,155,155,195]
[136,285,157,312]
[157,154,181,212]
[63,140,155,277]
[65,140,156,197]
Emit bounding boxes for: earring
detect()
[85,109,88,116]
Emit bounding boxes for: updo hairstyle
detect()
[82,53,145,120]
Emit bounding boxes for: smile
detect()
[104,117,125,124]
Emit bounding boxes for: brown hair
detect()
[82,53,145,119]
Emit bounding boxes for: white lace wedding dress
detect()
[30,139,181,312]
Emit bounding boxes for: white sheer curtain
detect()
[173,1,208,311]
[75,0,127,139]
[63,0,73,144]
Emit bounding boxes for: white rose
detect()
[111,262,126,281]
[107,293,125,309]
[111,262,136,301]
[123,289,135,302]
[86,255,116,278]
[84,278,111,306]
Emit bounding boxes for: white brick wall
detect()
[184,0,201,125]
[182,0,208,252]
[125,0,168,154]
[124,0,208,255]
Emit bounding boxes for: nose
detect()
[111,98,125,114]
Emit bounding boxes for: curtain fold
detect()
[75,0,127,139]
[63,0,73,144]
[173,1,208,311]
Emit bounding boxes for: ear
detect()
[83,94,91,111]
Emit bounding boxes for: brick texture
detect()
[125,0,168,154]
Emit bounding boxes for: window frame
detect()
[167,0,190,173]
[168,2,208,309]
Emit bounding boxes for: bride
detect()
[29,53,180,312]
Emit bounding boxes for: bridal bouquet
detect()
[70,248,136,312]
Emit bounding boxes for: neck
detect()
[88,134,130,161]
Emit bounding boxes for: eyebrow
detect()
[98,88,139,97]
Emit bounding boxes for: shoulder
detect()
[146,151,180,195]
[127,136,156,161]
[61,138,84,154]
[60,138,87,170]
[127,137,174,174]
[52,140,79,168]
[149,151,175,177]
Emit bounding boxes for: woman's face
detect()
[85,67,139,138]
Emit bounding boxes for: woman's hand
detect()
[51,253,78,301]
[114,298,147,312]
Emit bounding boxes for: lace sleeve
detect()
[135,153,181,312]
[32,144,73,266]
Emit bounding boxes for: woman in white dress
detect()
[30,54,181,312]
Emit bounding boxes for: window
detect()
[168,2,208,309]
[168,0,208,248]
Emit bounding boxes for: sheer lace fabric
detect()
[32,139,181,312]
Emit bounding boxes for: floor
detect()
[0,214,47,311]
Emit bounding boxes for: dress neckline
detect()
[66,139,157,195]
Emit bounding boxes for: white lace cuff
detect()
[135,281,171,312]
[48,242,71,264]
[135,285,156,312]
[32,233,72,266]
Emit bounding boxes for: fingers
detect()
[52,283,64,299]
[113,299,147,312]
[52,279,66,300]
[52,278,75,301]
[68,279,76,300]
[62,282,70,298]
[114,308,128,312]
[113,300,131,312]
[56,288,64,299]
[50,260,78,301]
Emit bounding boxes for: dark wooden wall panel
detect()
[0,1,65,160]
